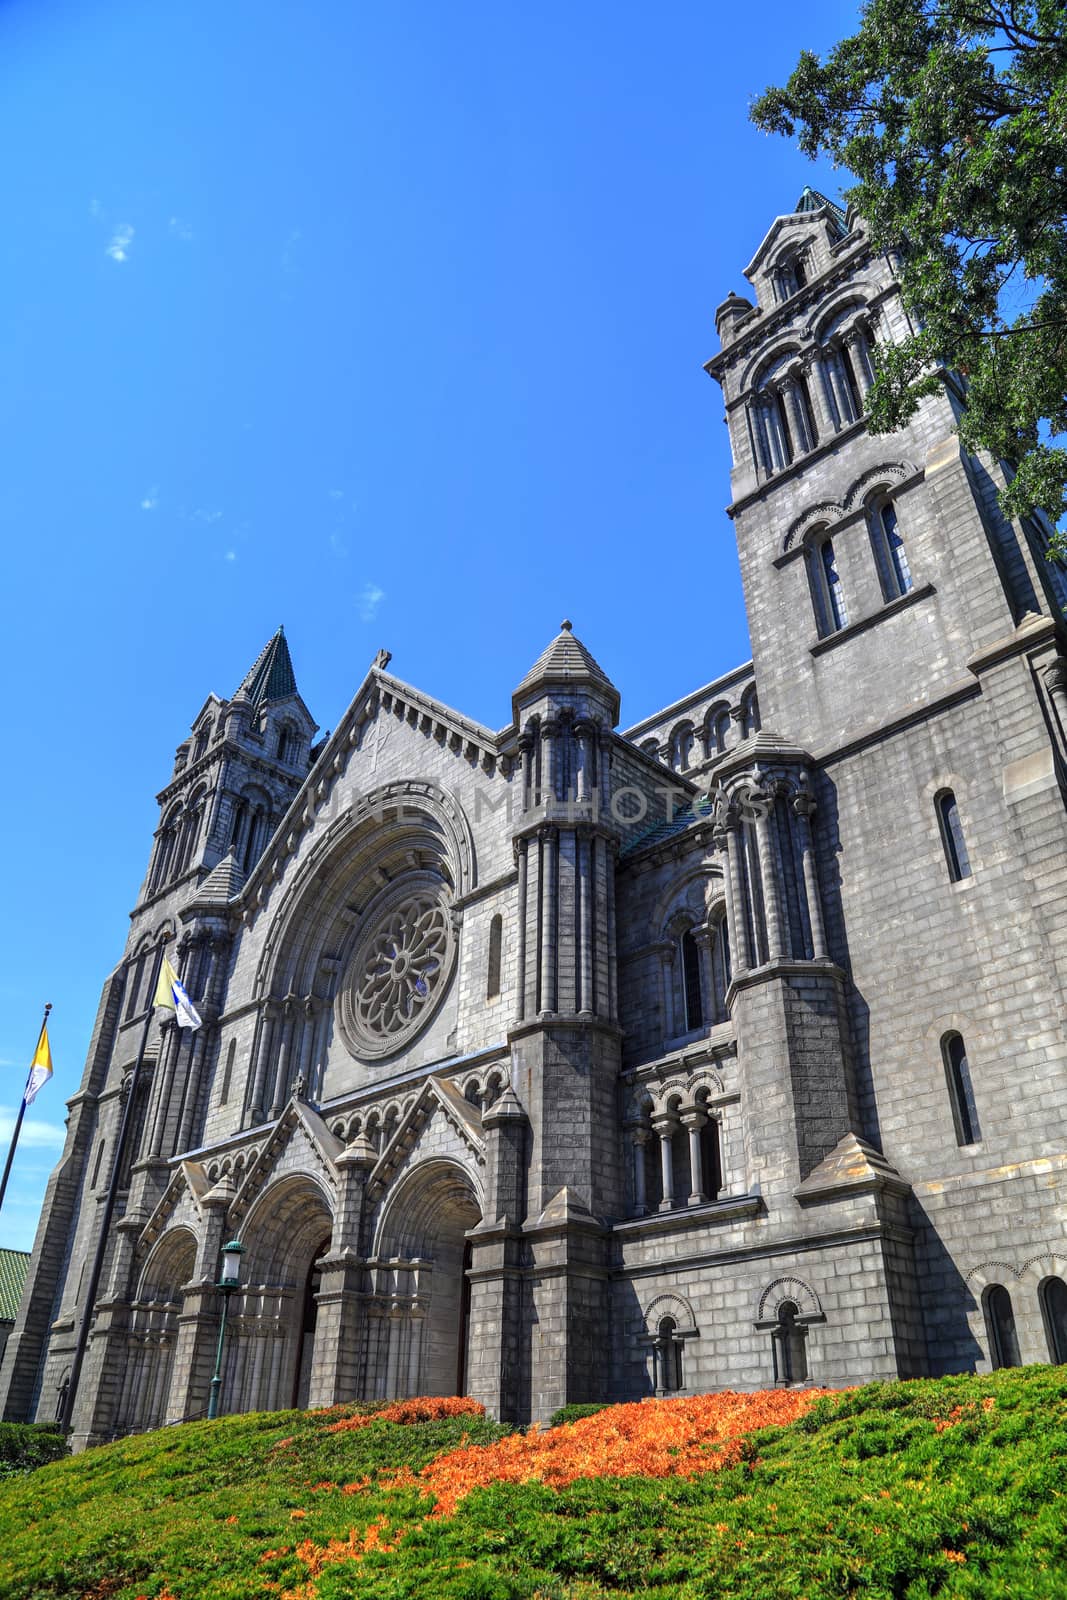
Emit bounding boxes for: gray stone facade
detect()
[5,189,1067,1446]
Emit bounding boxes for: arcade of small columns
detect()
[743,313,879,482]
[625,766,828,1218]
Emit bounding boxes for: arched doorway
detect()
[118,1228,197,1433]
[374,1160,481,1398]
[232,1175,334,1414]
[292,1238,331,1409]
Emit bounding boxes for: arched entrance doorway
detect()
[118,1228,197,1433]
[374,1160,481,1398]
[232,1175,334,1413]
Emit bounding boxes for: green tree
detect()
[751,1,1067,539]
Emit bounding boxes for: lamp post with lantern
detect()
[207,1239,245,1421]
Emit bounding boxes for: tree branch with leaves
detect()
[752,0,1067,542]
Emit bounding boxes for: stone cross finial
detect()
[373,648,392,671]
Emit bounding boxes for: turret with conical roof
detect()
[512,619,620,724]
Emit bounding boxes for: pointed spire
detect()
[794,186,848,235]
[513,620,620,720]
[234,626,298,710]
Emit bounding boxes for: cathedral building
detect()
[5,189,1067,1445]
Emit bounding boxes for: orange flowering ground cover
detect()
[280,1388,830,1592]
[387,1388,829,1516]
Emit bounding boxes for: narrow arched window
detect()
[657,1317,683,1392]
[641,739,659,758]
[487,914,503,1000]
[672,725,695,771]
[772,1301,808,1385]
[681,930,704,1031]
[942,1032,980,1146]
[1041,1278,1067,1364]
[194,724,210,762]
[218,1039,236,1107]
[872,501,913,599]
[712,711,731,754]
[125,950,148,1020]
[810,534,848,635]
[90,1139,107,1190]
[740,692,760,738]
[701,1118,723,1200]
[984,1285,1021,1369]
[937,790,971,882]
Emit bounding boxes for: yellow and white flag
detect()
[23,1020,53,1106]
[153,956,202,1030]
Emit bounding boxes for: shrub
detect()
[0,1421,69,1477]
[548,1402,612,1428]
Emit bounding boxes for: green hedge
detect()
[3,1370,1067,1597]
[548,1401,614,1427]
[0,1422,68,1478]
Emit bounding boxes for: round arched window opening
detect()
[337,875,457,1060]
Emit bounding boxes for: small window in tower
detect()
[277,725,293,763]
[936,790,972,882]
[809,534,848,635]
[984,1284,1021,1369]
[1040,1277,1067,1364]
[681,930,704,1031]
[942,1031,981,1146]
[487,914,503,1001]
[218,1038,236,1107]
[871,500,913,599]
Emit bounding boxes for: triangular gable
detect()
[228,1097,344,1228]
[237,661,510,920]
[137,1159,211,1256]
[744,210,838,281]
[366,1075,485,1203]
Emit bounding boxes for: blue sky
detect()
[0,0,858,1248]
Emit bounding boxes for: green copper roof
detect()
[0,1248,29,1323]
[795,186,848,236]
[234,627,298,709]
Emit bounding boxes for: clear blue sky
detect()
[0,0,858,1248]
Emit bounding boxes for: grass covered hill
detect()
[1,1369,1067,1599]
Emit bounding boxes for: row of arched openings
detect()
[640,689,761,773]
[807,496,913,639]
[985,1277,1067,1369]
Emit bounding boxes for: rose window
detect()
[338,885,456,1059]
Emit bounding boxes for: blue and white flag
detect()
[153,955,203,1030]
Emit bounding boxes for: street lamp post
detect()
[207,1239,245,1422]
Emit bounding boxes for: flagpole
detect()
[59,933,172,1437]
[0,1003,51,1216]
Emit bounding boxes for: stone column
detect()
[653,1115,677,1211]
[518,730,534,810]
[721,817,752,975]
[825,346,857,424]
[792,791,828,960]
[656,941,677,1038]
[541,720,559,803]
[514,837,528,1023]
[682,1110,707,1205]
[269,999,295,1117]
[166,1180,234,1424]
[247,1001,278,1126]
[539,827,558,1015]
[308,1134,376,1408]
[629,1126,649,1216]
[845,326,875,396]
[780,372,812,455]
[754,795,787,962]
[578,831,595,1016]
[802,349,835,438]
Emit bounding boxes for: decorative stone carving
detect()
[338,885,456,1060]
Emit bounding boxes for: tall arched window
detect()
[713,710,731,755]
[218,1039,236,1107]
[808,533,848,635]
[871,500,913,599]
[942,1031,980,1146]
[1041,1277,1067,1364]
[193,723,211,762]
[740,691,761,738]
[937,791,972,882]
[125,948,149,1020]
[984,1285,1021,1369]
[681,930,704,1031]
[656,1317,684,1392]
[671,723,696,771]
[487,914,503,1000]
[772,1301,808,1385]
[709,914,730,1023]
